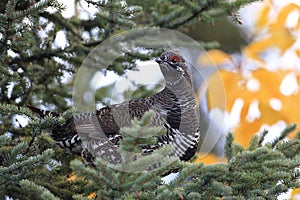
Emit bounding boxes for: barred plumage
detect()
[29,50,201,163]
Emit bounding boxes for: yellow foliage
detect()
[256,5,271,29]
[296,49,300,58]
[88,192,97,199]
[245,2,300,62]
[198,50,232,66]
[194,153,226,165]
[196,1,300,197]
[206,68,300,147]
[66,172,78,182]
[292,188,300,199]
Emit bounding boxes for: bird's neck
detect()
[160,76,196,108]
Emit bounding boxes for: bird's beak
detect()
[155,57,162,64]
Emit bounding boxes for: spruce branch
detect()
[225,132,234,161]
[0,147,59,198]
[0,0,295,199]
[247,135,260,151]
[154,1,215,29]
[258,129,268,145]
[0,136,12,159]
[170,162,203,187]
[11,0,49,21]
[1,148,56,175]
[0,64,19,78]
[0,104,38,120]
[3,141,28,166]
[71,111,179,199]
[20,179,60,200]
[271,124,296,148]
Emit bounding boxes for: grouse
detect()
[28,50,201,164]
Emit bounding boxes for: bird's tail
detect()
[26,105,60,118]
[27,105,82,154]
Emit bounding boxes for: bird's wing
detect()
[74,97,155,140]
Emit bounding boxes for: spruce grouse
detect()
[28,50,201,164]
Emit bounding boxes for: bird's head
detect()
[155,50,192,87]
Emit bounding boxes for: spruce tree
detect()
[2,0,300,199]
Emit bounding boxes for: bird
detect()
[28,50,201,165]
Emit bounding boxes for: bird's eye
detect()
[160,55,166,61]
[169,56,179,63]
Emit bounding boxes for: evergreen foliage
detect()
[32,116,300,199]
[4,0,300,199]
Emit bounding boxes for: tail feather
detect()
[27,105,82,154]
[26,105,60,118]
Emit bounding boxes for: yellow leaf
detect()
[194,153,226,164]
[269,25,296,52]
[88,192,97,199]
[243,38,273,62]
[256,5,271,29]
[296,49,300,58]
[206,68,300,147]
[66,173,78,182]
[275,4,300,28]
[268,3,300,52]
[292,188,300,199]
[198,50,232,66]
